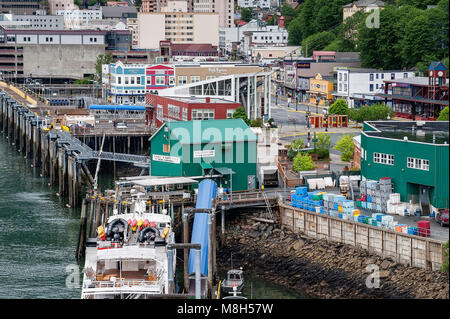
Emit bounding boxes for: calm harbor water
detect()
[0,134,81,298]
[0,134,304,299]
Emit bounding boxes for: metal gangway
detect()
[53,130,150,166]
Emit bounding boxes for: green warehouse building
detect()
[149,119,258,191]
[360,121,449,214]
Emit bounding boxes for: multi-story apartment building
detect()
[0,26,131,78]
[0,0,41,15]
[238,0,270,8]
[126,17,138,46]
[334,68,415,108]
[1,13,63,30]
[137,2,219,49]
[141,0,193,13]
[48,0,75,15]
[193,0,234,28]
[342,0,385,21]
[56,8,102,29]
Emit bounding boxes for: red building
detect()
[145,94,242,128]
[377,62,449,120]
[145,64,175,93]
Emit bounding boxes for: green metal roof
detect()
[151,119,258,144]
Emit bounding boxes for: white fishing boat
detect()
[81,198,176,299]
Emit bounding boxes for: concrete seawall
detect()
[217,211,449,299]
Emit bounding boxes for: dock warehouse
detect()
[149,119,258,191]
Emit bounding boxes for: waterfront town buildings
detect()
[0,26,133,78]
[137,2,219,49]
[0,0,41,15]
[342,0,385,21]
[376,62,449,120]
[238,0,271,9]
[219,19,287,57]
[146,94,242,127]
[1,13,64,30]
[334,68,415,108]
[48,0,75,15]
[149,119,258,191]
[308,73,334,106]
[103,61,265,106]
[361,120,449,212]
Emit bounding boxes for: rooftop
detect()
[337,67,413,74]
[158,96,239,104]
[343,0,385,7]
[364,121,449,145]
[152,119,258,144]
[384,77,450,86]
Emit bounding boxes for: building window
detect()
[192,109,214,120]
[169,76,175,85]
[369,84,374,92]
[125,77,129,85]
[168,104,180,119]
[163,144,170,153]
[182,108,188,121]
[226,109,236,119]
[117,76,121,84]
[343,73,347,81]
[130,77,135,85]
[373,152,394,165]
[404,73,408,78]
[369,74,374,81]
[343,84,347,91]
[381,74,384,79]
[190,76,200,83]
[157,105,163,121]
[155,76,165,85]
[339,73,342,81]
[178,76,187,85]
[391,73,395,80]
[136,77,141,85]
[376,74,379,79]
[407,157,429,171]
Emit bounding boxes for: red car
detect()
[435,209,449,227]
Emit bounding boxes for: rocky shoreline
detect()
[216,212,449,299]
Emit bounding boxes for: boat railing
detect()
[84,277,164,291]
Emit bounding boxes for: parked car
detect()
[435,209,449,227]
[115,122,127,129]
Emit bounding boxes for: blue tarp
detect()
[89,104,146,111]
[188,179,217,276]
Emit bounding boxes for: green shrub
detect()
[293,153,317,172]
[329,99,349,115]
[334,135,355,162]
[441,241,449,272]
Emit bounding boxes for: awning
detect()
[213,167,235,175]
[200,162,213,170]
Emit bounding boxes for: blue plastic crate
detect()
[338,213,343,219]
[367,196,372,203]
[296,187,308,195]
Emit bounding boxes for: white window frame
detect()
[373,152,394,165]
[155,76,165,85]
[407,157,429,171]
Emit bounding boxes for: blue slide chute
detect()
[188,179,217,276]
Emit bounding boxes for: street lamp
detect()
[323,107,329,132]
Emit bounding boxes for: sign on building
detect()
[152,154,180,164]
